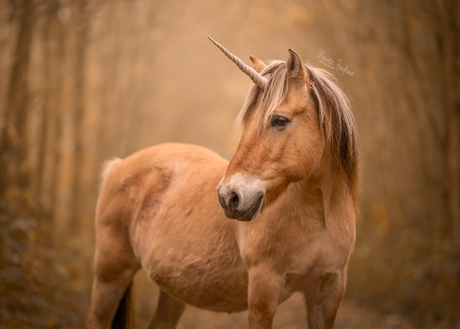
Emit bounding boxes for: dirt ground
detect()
[133,271,416,329]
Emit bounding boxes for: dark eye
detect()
[271,115,290,128]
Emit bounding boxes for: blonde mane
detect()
[237,61,360,202]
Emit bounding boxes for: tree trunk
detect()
[70,0,88,235]
[0,0,34,196]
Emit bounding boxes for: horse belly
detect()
[144,238,249,312]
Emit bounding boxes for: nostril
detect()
[228,192,239,211]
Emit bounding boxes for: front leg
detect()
[304,271,347,329]
[247,266,284,329]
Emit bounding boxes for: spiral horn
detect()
[207,36,268,90]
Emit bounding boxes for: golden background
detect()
[0,0,459,328]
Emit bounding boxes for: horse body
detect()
[87,38,359,329]
[98,144,250,312]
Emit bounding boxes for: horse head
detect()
[209,37,327,222]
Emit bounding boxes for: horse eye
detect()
[271,115,290,128]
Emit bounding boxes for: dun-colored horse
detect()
[86,36,359,329]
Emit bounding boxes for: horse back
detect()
[96,142,228,243]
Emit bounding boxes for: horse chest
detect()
[239,220,352,289]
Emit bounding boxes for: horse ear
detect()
[286,49,309,88]
[249,56,266,73]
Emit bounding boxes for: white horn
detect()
[207,36,268,89]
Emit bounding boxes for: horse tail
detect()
[112,281,134,329]
[100,157,122,189]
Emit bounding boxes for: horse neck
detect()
[283,147,353,227]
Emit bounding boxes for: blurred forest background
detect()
[0,0,459,328]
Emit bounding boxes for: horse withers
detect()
[86,37,360,329]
